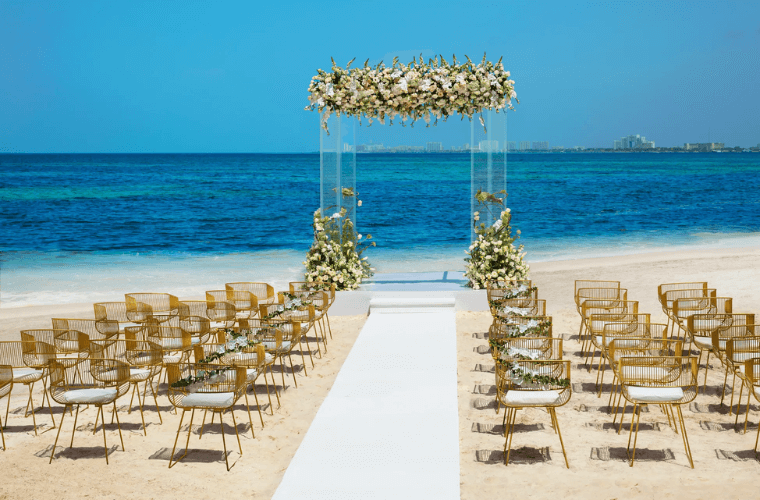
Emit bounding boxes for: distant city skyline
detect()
[1,1,759,152]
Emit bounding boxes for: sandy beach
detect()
[1,245,760,498]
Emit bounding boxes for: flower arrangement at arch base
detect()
[303,203,375,291]
[464,190,529,289]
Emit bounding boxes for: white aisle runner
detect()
[272,298,460,499]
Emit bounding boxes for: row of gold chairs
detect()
[0,281,337,470]
[487,279,571,468]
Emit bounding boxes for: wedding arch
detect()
[304,54,528,290]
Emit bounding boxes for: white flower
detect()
[331,212,341,219]
[492,219,503,230]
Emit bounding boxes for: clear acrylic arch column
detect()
[320,113,357,240]
[470,109,507,241]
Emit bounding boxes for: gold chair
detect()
[52,318,117,342]
[93,301,132,338]
[290,282,336,339]
[89,338,163,435]
[574,280,621,347]
[490,298,547,320]
[497,359,572,468]
[581,301,640,368]
[260,302,313,380]
[205,292,239,330]
[672,297,733,346]
[489,315,552,345]
[281,290,329,358]
[728,338,760,430]
[128,322,192,386]
[618,355,698,467]
[194,340,270,434]
[225,282,276,309]
[235,319,289,409]
[576,288,630,355]
[657,282,708,332]
[607,338,683,428]
[487,280,537,303]
[736,357,760,448]
[0,365,10,450]
[166,363,247,471]
[0,340,57,435]
[48,357,130,464]
[492,337,563,415]
[206,290,258,323]
[685,314,758,397]
[595,321,667,397]
[177,301,217,346]
[125,293,180,324]
[663,288,717,338]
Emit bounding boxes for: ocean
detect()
[2,152,760,306]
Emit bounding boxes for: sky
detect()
[1,0,759,153]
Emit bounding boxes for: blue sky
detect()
[1,0,759,152]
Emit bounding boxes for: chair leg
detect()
[326,312,333,340]
[41,376,56,428]
[149,378,163,424]
[243,393,256,439]
[288,353,298,388]
[251,387,265,428]
[729,371,737,415]
[0,407,5,451]
[551,408,569,468]
[70,405,80,447]
[134,383,147,436]
[626,404,637,450]
[720,365,730,406]
[298,339,309,377]
[675,405,694,468]
[268,365,280,409]
[100,404,110,465]
[230,409,243,455]
[113,401,125,451]
[628,404,642,467]
[27,384,39,436]
[303,334,316,367]
[220,411,230,471]
[754,413,760,452]
[744,390,752,434]
[262,369,274,414]
[504,408,517,466]
[49,404,69,463]
[168,409,190,468]
[735,381,745,428]
[199,410,209,439]
[702,351,711,393]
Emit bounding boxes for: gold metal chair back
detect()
[225,282,276,307]
[52,318,117,342]
[290,282,336,307]
[489,315,552,343]
[0,365,10,449]
[93,302,129,337]
[177,300,216,345]
[0,340,56,435]
[486,280,535,303]
[657,282,708,310]
[490,298,547,319]
[125,293,180,323]
[574,280,620,310]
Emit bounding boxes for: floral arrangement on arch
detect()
[464,190,529,289]
[305,53,517,134]
[303,190,375,291]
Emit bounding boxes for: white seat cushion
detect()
[504,390,561,406]
[300,322,310,332]
[596,336,641,348]
[734,352,760,363]
[12,367,44,383]
[263,341,291,351]
[180,392,235,408]
[627,386,684,402]
[129,368,152,381]
[164,355,181,363]
[60,388,118,404]
[246,368,258,381]
[693,336,723,350]
[191,337,201,345]
[159,338,185,350]
[738,364,760,378]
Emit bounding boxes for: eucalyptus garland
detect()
[170,330,261,390]
[496,347,569,388]
[263,293,313,321]
[489,319,552,347]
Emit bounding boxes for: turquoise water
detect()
[2,152,760,306]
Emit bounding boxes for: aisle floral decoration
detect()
[496,347,570,388]
[305,53,517,134]
[263,292,312,320]
[170,329,261,391]
[465,190,529,289]
[303,193,375,291]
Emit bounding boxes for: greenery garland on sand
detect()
[465,190,529,289]
[305,53,517,134]
[303,190,375,291]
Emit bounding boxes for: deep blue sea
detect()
[2,152,760,306]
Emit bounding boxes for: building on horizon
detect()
[532,141,549,151]
[426,141,443,152]
[506,141,516,151]
[684,142,725,152]
[614,134,655,150]
[519,141,530,151]
[343,143,354,152]
[478,140,499,152]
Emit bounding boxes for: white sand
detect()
[1,245,759,498]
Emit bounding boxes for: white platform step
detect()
[369,297,456,313]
